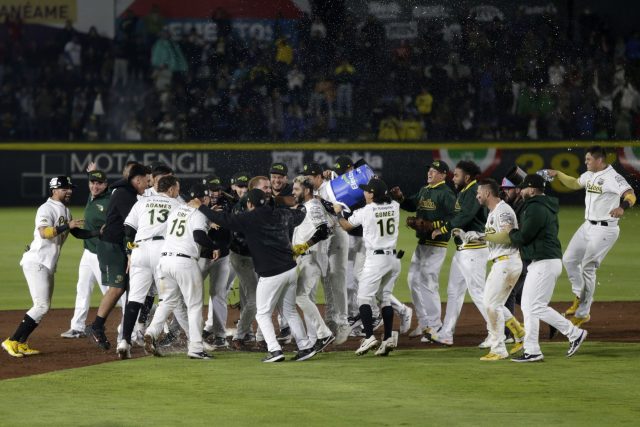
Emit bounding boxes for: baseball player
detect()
[390,160,455,338]
[194,188,317,362]
[227,171,260,349]
[116,175,182,359]
[3,176,99,358]
[428,161,489,347]
[290,176,334,351]
[333,178,401,356]
[61,170,111,338]
[463,178,525,361]
[86,163,149,351]
[499,175,528,341]
[200,174,233,350]
[302,162,351,344]
[485,174,587,362]
[270,162,293,198]
[144,184,216,359]
[547,145,635,326]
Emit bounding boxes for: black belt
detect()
[373,249,396,255]
[135,236,165,243]
[161,252,195,260]
[588,220,608,226]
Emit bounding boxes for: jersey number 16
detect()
[377,217,395,236]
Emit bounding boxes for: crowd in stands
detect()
[1,6,640,141]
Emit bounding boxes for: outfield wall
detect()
[1,141,639,206]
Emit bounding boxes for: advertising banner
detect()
[0,142,638,206]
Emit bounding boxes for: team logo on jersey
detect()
[96,204,104,212]
[485,226,496,234]
[454,200,461,211]
[115,275,124,284]
[57,216,66,225]
[597,178,604,185]
[586,182,603,194]
[419,199,436,210]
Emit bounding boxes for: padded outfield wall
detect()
[1,141,639,206]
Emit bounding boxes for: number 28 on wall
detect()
[515,151,617,193]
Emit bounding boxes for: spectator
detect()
[144,4,165,45]
[64,36,82,71]
[121,114,142,140]
[275,37,294,66]
[151,30,188,74]
[152,64,172,91]
[157,113,177,140]
[83,115,100,140]
[548,59,566,87]
[334,58,355,118]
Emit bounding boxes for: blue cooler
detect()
[326,164,375,210]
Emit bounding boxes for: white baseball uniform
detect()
[20,198,71,323]
[483,200,523,356]
[68,249,109,331]
[563,165,632,318]
[200,255,233,339]
[229,251,259,341]
[293,198,333,343]
[347,201,401,308]
[124,194,180,304]
[346,234,365,317]
[317,181,349,333]
[146,205,209,355]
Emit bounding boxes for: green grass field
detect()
[0,206,638,310]
[1,343,639,425]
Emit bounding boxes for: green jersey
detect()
[83,189,110,253]
[446,180,487,247]
[400,180,456,247]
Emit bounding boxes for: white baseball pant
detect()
[439,248,489,341]
[69,249,108,331]
[323,227,349,326]
[200,255,232,339]
[358,251,401,308]
[128,240,163,304]
[256,267,313,353]
[346,235,366,317]
[563,221,619,318]
[22,262,54,323]
[408,244,447,330]
[521,259,583,355]
[483,256,522,356]
[229,252,259,340]
[153,255,204,354]
[296,253,332,343]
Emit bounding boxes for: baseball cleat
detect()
[349,326,365,337]
[276,327,292,345]
[375,331,398,356]
[85,325,111,351]
[509,340,524,355]
[567,330,587,357]
[511,353,544,363]
[188,351,213,360]
[262,350,285,363]
[60,329,86,339]
[314,335,336,353]
[294,347,317,361]
[477,336,492,349]
[2,339,24,358]
[505,318,525,340]
[420,327,436,343]
[480,352,508,361]
[117,341,131,360]
[335,324,351,345]
[131,330,145,348]
[564,296,580,317]
[372,315,384,331]
[143,334,163,357]
[348,315,362,329]
[570,315,590,327]
[426,329,453,346]
[399,307,413,335]
[211,337,230,350]
[355,336,378,355]
[17,342,40,356]
[408,326,424,338]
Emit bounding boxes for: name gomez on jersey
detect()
[348,201,400,251]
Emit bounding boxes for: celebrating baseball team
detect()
[2,145,636,363]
